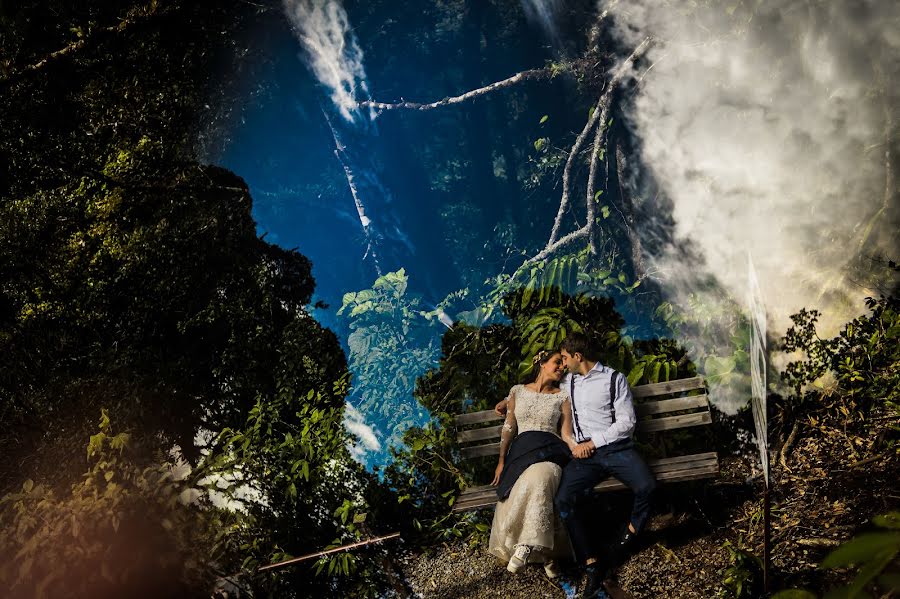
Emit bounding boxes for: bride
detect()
[488,349,576,578]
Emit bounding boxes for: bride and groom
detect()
[488,332,657,598]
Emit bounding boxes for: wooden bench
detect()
[452,376,718,512]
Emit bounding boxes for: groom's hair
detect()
[559,332,601,361]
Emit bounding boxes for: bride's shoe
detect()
[507,544,532,573]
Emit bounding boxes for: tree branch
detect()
[585,108,606,255]
[1,2,169,85]
[548,94,607,246]
[546,37,651,252]
[358,66,563,112]
[525,225,589,265]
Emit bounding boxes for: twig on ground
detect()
[795,538,841,548]
[779,421,800,472]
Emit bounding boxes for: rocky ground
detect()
[396,412,898,598]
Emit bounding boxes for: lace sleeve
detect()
[498,387,518,458]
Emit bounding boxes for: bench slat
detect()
[455,396,711,444]
[457,425,504,444]
[457,453,718,499]
[637,395,709,415]
[631,376,705,399]
[639,410,712,433]
[594,462,719,490]
[460,442,504,459]
[453,378,707,428]
[460,454,717,502]
[459,411,712,458]
[455,458,719,509]
[455,411,504,426]
[452,453,719,511]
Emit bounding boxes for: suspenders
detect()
[608,371,619,424]
[570,376,588,442]
[570,368,619,442]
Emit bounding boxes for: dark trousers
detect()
[555,439,657,564]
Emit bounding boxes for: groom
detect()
[557,332,656,598]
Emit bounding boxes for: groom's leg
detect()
[599,445,657,534]
[555,458,608,564]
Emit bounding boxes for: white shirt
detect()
[562,362,636,447]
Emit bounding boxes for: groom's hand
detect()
[572,440,596,459]
[494,398,509,416]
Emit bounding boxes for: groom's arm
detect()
[594,374,637,447]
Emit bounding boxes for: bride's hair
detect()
[518,349,560,384]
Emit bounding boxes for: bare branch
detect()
[258,532,402,572]
[585,110,606,255]
[358,67,563,112]
[525,225,589,265]
[855,89,894,257]
[548,94,607,246]
[546,37,651,250]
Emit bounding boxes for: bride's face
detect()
[541,353,565,382]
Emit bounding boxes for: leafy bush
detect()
[0,410,216,599]
[718,539,763,599]
[780,294,900,427]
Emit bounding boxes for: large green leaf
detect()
[847,547,898,597]
[821,532,900,568]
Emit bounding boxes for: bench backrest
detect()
[453,376,710,461]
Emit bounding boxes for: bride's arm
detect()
[560,398,577,452]
[491,393,517,485]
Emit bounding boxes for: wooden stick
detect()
[763,485,771,594]
[257,532,401,572]
[779,421,800,472]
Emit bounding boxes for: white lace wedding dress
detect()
[488,384,572,563]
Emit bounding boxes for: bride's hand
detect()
[491,462,504,486]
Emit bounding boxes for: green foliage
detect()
[1,125,345,488]
[780,294,900,428]
[338,269,440,460]
[718,540,763,599]
[0,412,216,598]
[653,289,756,412]
[192,322,391,597]
[457,249,641,329]
[774,512,900,599]
[0,0,345,487]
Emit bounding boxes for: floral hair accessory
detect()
[532,350,550,364]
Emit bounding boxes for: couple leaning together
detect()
[487,332,656,598]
